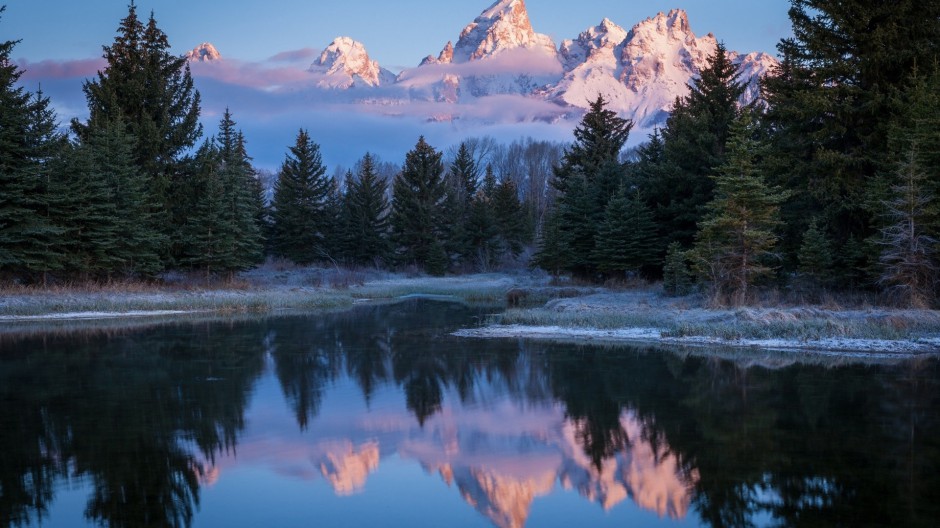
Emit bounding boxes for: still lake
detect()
[1,299,938,528]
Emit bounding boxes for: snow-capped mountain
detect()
[309,37,396,89]
[449,0,558,63]
[192,1,779,127]
[185,42,222,62]
[549,9,779,125]
[398,0,563,102]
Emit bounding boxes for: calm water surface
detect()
[1,299,938,527]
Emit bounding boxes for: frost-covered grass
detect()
[496,308,674,330]
[478,289,940,354]
[350,275,520,304]
[0,271,529,321]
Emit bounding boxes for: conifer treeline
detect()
[2,2,939,307]
[535,2,940,307]
[0,5,534,282]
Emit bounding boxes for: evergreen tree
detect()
[492,175,528,260]
[465,166,501,270]
[692,113,787,305]
[270,130,332,265]
[798,218,833,286]
[878,140,937,308]
[73,2,201,259]
[342,154,390,267]
[662,242,692,297]
[644,42,745,249]
[447,142,480,264]
[53,141,122,277]
[217,111,264,271]
[591,186,659,278]
[80,120,165,276]
[390,137,450,274]
[537,96,632,277]
[0,15,66,278]
[179,142,234,279]
[761,0,940,280]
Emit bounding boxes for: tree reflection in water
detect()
[0,300,938,528]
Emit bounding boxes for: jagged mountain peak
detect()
[451,0,557,62]
[310,37,395,89]
[185,42,221,62]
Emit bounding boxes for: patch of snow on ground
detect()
[0,310,195,322]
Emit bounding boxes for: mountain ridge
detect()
[188,1,778,127]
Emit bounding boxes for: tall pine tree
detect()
[342,153,390,267]
[73,3,201,261]
[0,12,67,279]
[536,96,632,278]
[643,42,745,249]
[693,113,787,305]
[270,130,332,265]
[390,137,450,275]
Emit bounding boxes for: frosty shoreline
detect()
[453,325,940,357]
[1,272,938,357]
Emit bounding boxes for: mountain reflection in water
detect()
[0,299,938,528]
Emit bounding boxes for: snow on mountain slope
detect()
[550,9,780,126]
[398,0,563,103]
[185,43,222,62]
[309,37,396,89]
[451,0,558,63]
[189,2,778,127]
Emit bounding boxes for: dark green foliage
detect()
[591,186,659,277]
[761,0,940,280]
[270,130,333,265]
[341,154,391,266]
[491,176,528,259]
[0,15,67,277]
[693,113,787,305]
[662,242,692,296]
[878,141,937,308]
[218,113,264,270]
[73,121,165,276]
[446,142,480,265]
[390,137,450,274]
[73,3,201,208]
[798,218,833,285]
[179,142,235,277]
[642,42,744,249]
[536,96,632,277]
[465,166,502,270]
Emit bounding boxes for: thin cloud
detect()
[17,58,105,80]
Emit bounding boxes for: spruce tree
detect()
[465,166,501,270]
[179,142,234,279]
[0,16,66,278]
[447,143,480,264]
[693,113,787,305]
[761,0,940,281]
[80,120,165,276]
[217,111,264,271]
[591,186,659,278]
[662,242,692,297]
[73,3,201,260]
[270,130,332,265]
[798,218,833,286]
[343,154,390,266]
[390,137,450,274]
[878,140,937,308]
[537,96,632,278]
[492,176,528,260]
[644,42,745,249]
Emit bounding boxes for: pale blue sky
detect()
[8,0,792,69]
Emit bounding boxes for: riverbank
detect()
[0,270,524,321]
[456,287,940,356]
[2,271,938,356]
